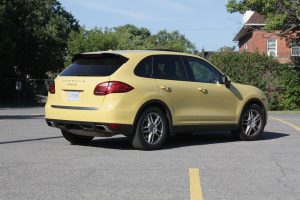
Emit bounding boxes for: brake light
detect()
[94,81,134,95]
[48,82,55,94]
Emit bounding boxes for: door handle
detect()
[161,85,170,91]
[198,87,207,93]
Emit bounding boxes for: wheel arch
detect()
[239,98,267,124]
[133,99,173,135]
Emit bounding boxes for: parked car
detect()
[45,50,268,150]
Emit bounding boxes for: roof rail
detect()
[146,49,182,52]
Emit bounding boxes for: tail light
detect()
[48,82,55,94]
[94,81,134,96]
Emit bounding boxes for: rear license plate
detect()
[67,91,80,101]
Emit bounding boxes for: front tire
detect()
[131,107,168,150]
[61,130,94,144]
[232,104,265,141]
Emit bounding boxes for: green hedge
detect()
[209,51,300,110]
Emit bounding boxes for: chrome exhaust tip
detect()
[94,125,112,133]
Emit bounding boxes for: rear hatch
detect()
[52,53,128,108]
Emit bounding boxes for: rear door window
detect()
[152,55,188,81]
[60,54,128,77]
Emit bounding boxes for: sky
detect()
[60,0,243,51]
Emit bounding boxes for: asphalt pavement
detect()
[0,107,300,200]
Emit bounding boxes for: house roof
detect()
[233,12,266,41]
[246,12,266,24]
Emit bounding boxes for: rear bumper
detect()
[46,119,134,137]
[45,103,136,125]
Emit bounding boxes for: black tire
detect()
[232,104,265,141]
[61,130,94,144]
[130,107,168,150]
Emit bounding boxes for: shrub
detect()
[209,51,300,110]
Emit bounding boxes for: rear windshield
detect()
[60,54,128,77]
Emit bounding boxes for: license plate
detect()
[67,91,80,101]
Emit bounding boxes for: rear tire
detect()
[232,104,265,141]
[61,130,94,144]
[130,107,168,150]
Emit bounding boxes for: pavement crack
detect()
[274,160,286,177]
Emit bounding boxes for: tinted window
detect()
[153,55,187,81]
[134,56,152,78]
[60,54,128,77]
[184,57,222,83]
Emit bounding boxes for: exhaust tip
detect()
[95,125,113,133]
[46,121,54,127]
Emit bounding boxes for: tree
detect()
[227,0,300,42]
[218,46,236,52]
[114,24,152,50]
[65,27,118,66]
[148,30,197,53]
[0,0,79,79]
[65,24,198,66]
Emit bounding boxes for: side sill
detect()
[171,124,238,134]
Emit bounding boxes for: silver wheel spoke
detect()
[248,111,252,121]
[245,125,251,135]
[148,115,153,124]
[252,125,258,132]
[253,118,261,124]
[148,133,153,143]
[154,117,161,127]
[253,115,259,121]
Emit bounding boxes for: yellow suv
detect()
[45,50,267,150]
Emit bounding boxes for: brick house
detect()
[233,11,300,65]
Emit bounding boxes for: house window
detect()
[291,46,300,56]
[267,39,277,57]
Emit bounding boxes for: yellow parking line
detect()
[270,116,300,132]
[189,168,203,200]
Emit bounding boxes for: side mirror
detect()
[222,75,231,88]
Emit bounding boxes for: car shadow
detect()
[0,136,63,145]
[0,115,44,120]
[84,131,289,150]
[162,131,288,150]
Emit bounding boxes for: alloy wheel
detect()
[242,109,262,136]
[142,112,164,144]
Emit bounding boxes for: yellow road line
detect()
[270,116,300,132]
[189,168,204,200]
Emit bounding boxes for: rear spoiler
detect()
[72,53,129,63]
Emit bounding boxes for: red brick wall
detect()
[239,30,291,63]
